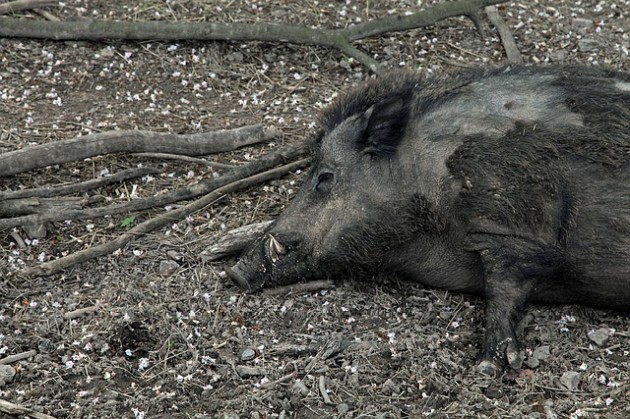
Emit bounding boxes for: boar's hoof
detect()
[476,360,502,376]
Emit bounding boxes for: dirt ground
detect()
[1,1,629,418]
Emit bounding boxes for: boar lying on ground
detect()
[227,65,630,374]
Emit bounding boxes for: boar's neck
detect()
[381,194,485,295]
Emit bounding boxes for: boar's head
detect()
[227,73,445,292]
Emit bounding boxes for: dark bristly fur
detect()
[229,65,630,375]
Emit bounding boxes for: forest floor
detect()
[1,1,629,418]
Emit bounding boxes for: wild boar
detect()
[226,65,630,374]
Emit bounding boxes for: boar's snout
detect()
[225,260,260,293]
[226,232,298,293]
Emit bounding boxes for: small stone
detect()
[166,250,182,261]
[587,327,610,346]
[347,373,360,388]
[381,378,399,396]
[525,345,551,369]
[158,260,179,277]
[548,50,566,63]
[291,379,309,396]
[38,339,53,354]
[23,223,47,239]
[0,365,16,387]
[98,47,115,58]
[571,18,594,31]
[240,348,256,361]
[235,365,266,377]
[578,38,602,53]
[483,382,503,399]
[559,371,581,392]
[337,403,350,414]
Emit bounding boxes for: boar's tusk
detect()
[267,234,286,263]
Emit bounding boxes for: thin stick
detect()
[263,280,335,296]
[0,350,37,365]
[0,167,159,200]
[259,372,297,389]
[63,305,100,320]
[132,153,235,170]
[318,375,333,404]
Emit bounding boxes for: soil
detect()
[1,1,629,418]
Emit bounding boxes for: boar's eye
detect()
[315,172,335,193]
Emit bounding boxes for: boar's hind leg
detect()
[475,239,559,375]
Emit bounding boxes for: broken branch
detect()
[485,5,523,64]
[0,124,268,178]
[20,151,310,277]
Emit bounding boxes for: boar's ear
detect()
[359,93,412,156]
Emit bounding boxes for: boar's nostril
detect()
[267,234,286,263]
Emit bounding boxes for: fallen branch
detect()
[201,221,273,262]
[0,151,300,231]
[20,151,310,277]
[0,0,509,73]
[0,399,57,419]
[0,0,55,15]
[0,196,83,217]
[485,5,523,64]
[0,167,159,200]
[0,124,269,177]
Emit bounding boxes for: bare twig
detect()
[318,375,333,404]
[0,124,267,177]
[0,0,509,73]
[63,305,100,319]
[132,153,235,170]
[0,399,57,419]
[33,8,59,21]
[20,153,310,277]
[258,372,297,389]
[0,350,37,365]
[263,280,335,296]
[0,167,159,200]
[0,0,55,15]
[485,5,523,64]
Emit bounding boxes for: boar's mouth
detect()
[225,234,287,293]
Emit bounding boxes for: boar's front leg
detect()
[474,237,559,375]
